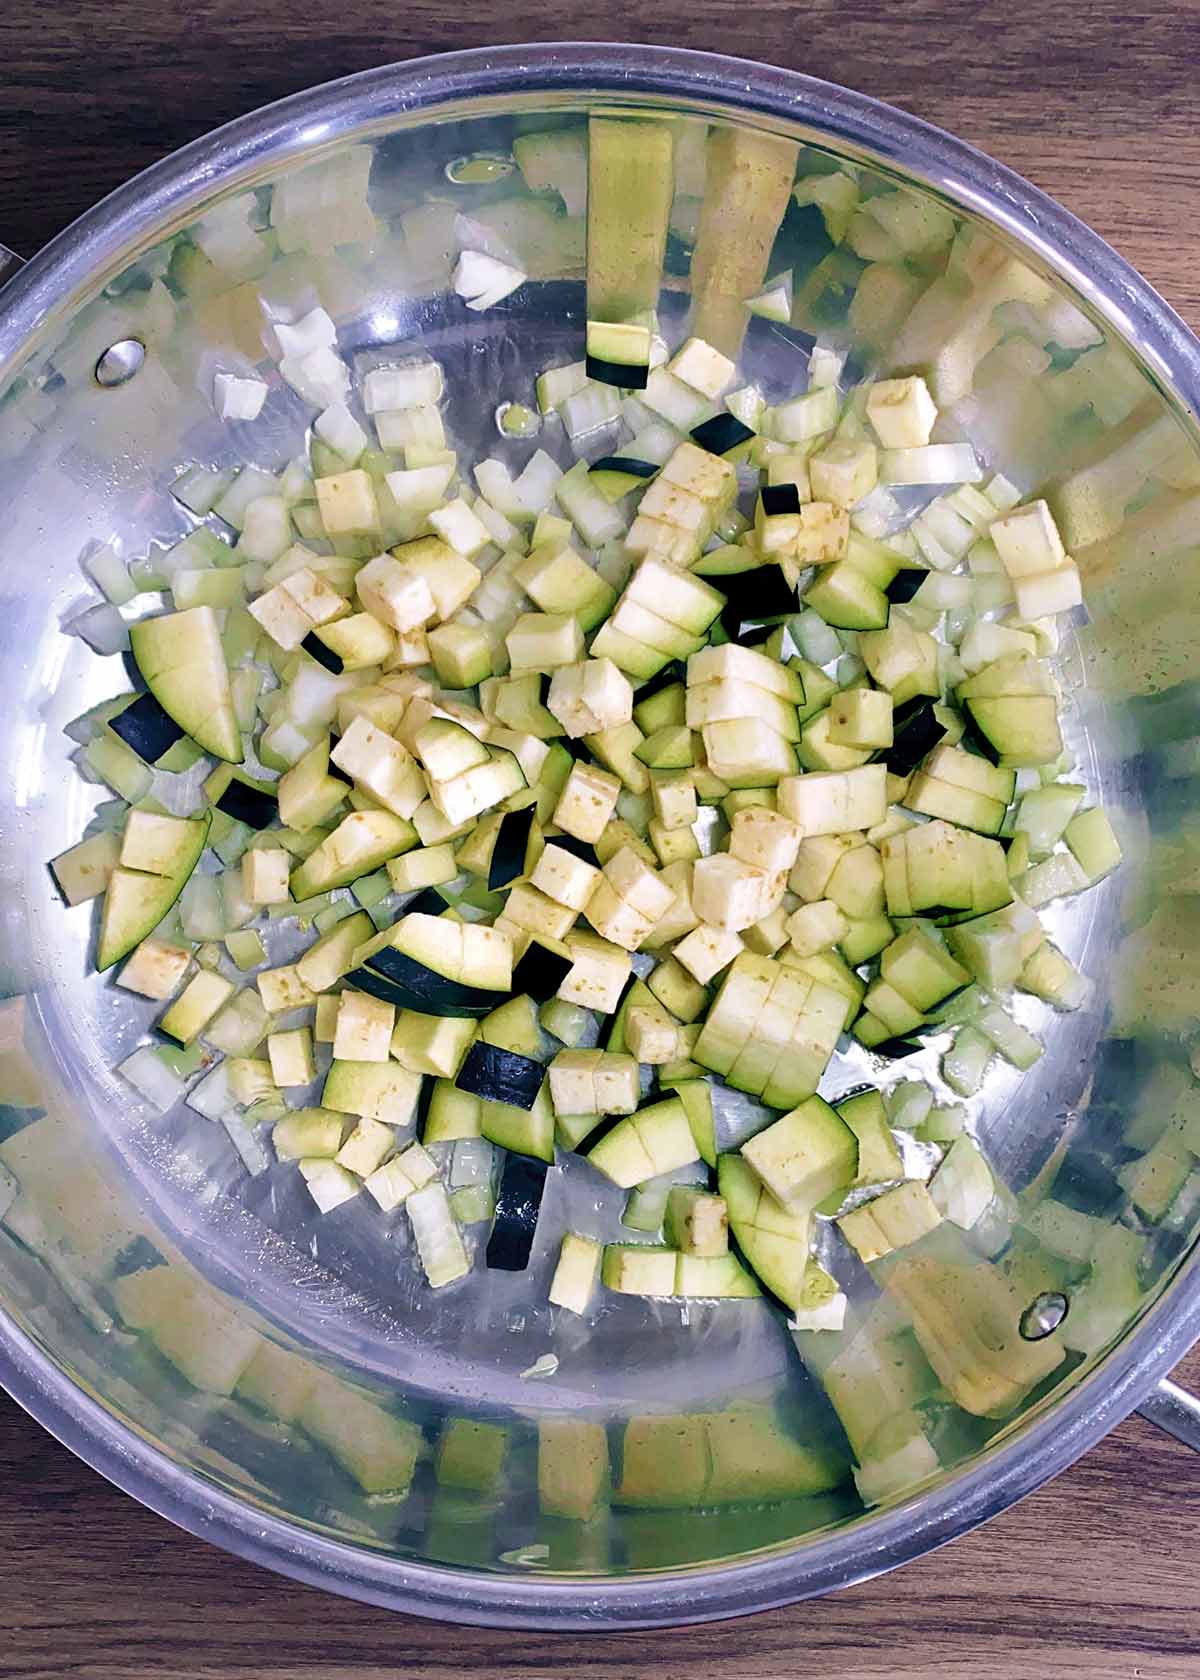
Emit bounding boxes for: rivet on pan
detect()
[95,338,146,388]
[1020,1290,1069,1341]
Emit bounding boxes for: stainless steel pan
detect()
[0,44,1198,1627]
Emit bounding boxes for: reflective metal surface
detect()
[92,336,147,388]
[1136,1379,1200,1453]
[0,43,1199,1628]
[1020,1292,1070,1341]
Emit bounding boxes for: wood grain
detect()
[1,2,1199,318]
[3,1350,1200,1677]
[2,4,1200,1674]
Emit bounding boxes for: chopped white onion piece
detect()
[559,383,622,446]
[374,405,444,451]
[473,457,525,520]
[314,401,368,465]
[512,448,563,514]
[912,498,975,563]
[119,1047,185,1114]
[187,1061,235,1120]
[192,194,269,279]
[83,544,136,607]
[513,128,588,215]
[301,1160,361,1213]
[472,497,522,551]
[173,464,237,517]
[260,716,317,766]
[287,662,353,730]
[746,271,794,325]
[725,385,765,431]
[235,495,291,565]
[274,306,337,360]
[214,372,269,422]
[454,210,517,266]
[214,465,282,529]
[271,149,375,255]
[808,343,846,389]
[914,571,971,610]
[628,422,683,465]
[879,443,983,485]
[449,1137,496,1188]
[407,1182,470,1288]
[385,463,455,513]
[66,603,130,655]
[788,1289,847,1332]
[278,456,313,505]
[498,1544,551,1566]
[363,362,444,413]
[850,484,908,538]
[519,1353,560,1380]
[279,345,350,409]
[937,642,968,689]
[222,1115,272,1176]
[1040,295,1104,350]
[179,875,225,941]
[789,608,842,666]
[452,250,527,313]
[983,472,1023,512]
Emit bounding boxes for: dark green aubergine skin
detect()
[347,949,504,1018]
[108,691,185,764]
[488,805,535,889]
[486,1152,549,1270]
[510,940,574,1003]
[455,1041,544,1110]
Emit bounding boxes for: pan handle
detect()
[1136,1378,1200,1451]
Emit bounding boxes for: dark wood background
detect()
[3,4,1200,1675]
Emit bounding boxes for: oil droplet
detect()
[446,153,514,186]
[495,401,540,440]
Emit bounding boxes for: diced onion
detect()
[453,250,527,312]
[879,443,983,485]
[273,306,337,360]
[512,449,562,515]
[214,372,269,422]
[179,875,226,941]
[313,401,367,465]
[279,345,350,409]
[119,1047,185,1114]
[559,384,622,445]
[83,545,136,606]
[789,608,842,666]
[65,604,130,656]
[474,458,526,520]
[222,1115,273,1176]
[214,465,282,530]
[851,484,908,538]
[450,1138,496,1189]
[187,1061,235,1120]
[519,1353,560,1380]
[363,362,443,413]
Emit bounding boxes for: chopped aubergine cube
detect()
[51,267,1109,1319]
[741,1096,856,1211]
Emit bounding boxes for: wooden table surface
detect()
[3,3,1200,1675]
